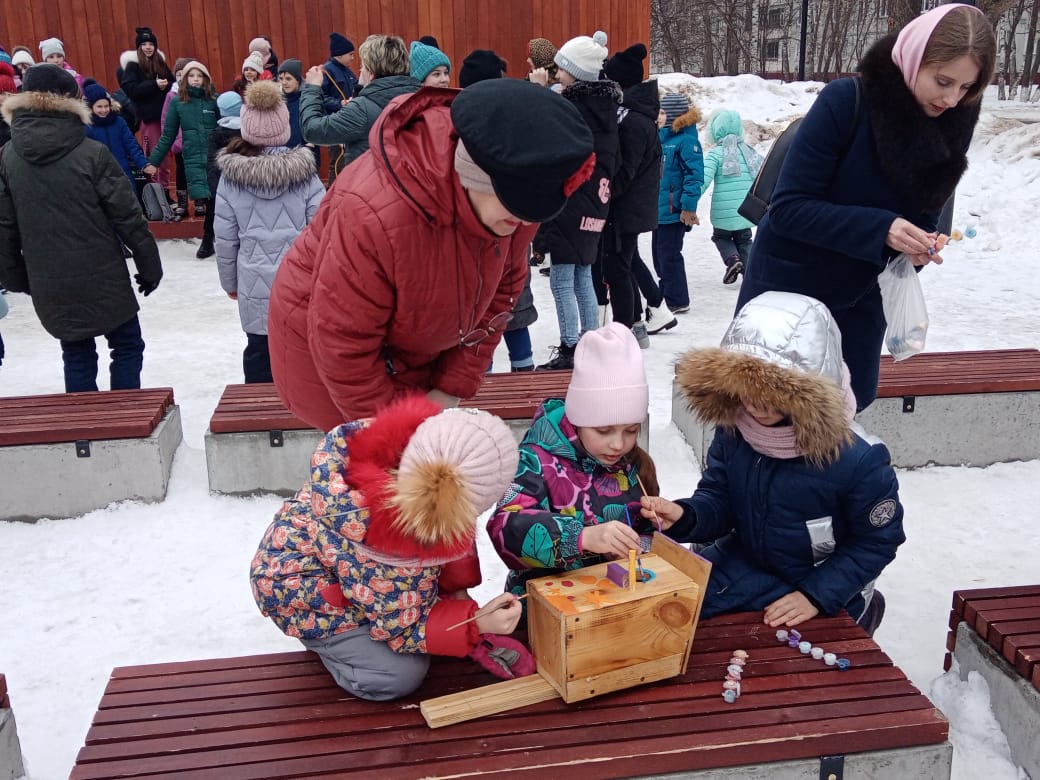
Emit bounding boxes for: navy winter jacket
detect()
[85,113,149,189]
[321,58,359,114]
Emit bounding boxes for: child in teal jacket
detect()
[701,109,762,285]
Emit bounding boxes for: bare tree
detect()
[1019,0,1040,99]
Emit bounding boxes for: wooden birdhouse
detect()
[525,533,711,703]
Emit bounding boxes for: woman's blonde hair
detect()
[922,6,996,105]
[358,34,410,79]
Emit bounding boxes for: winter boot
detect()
[510,364,535,372]
[645,304,677,334]
[194,199,208,217]
[173,190,189,218]
[195,236,215,259]
[723,258,744,285]
[631,321,650,349]
[536,343,576,371]
[598,304,612,327]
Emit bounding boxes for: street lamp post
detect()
[797,0,809,81]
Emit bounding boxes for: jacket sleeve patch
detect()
[869,499,898,528]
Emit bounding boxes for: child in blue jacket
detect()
[654,92,703,314]
[83,80,156,191]
[642,291,904,636]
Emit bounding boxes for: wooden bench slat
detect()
[876,349,1040,397]
[964,595,1040,626]
[952,584,1040,620]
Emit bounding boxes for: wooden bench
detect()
[69,611,950,779]
[945,585,1040,779]
[205,372,634,496]
[673,348,1040,469]
[0,388,182,522]
[0,674,25,780]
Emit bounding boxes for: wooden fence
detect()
[1,0,650,94]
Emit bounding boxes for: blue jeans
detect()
[711,227,753,266]
[652,222,690,309]
[549,263,598,347]
[503,328,533,369]
[60,314,145,393]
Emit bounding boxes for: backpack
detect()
[738,77,861,225]
[110,88,140,135]
[141,181,175,222]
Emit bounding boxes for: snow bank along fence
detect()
[0,388,182,522]
[945,584,1040,780]
[205,371,646,495]
[672,348,1040,469]
[0,674,25,780]
[69,610,951,779]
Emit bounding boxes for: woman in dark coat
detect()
[118,27,173,188]
[736,4,995,411]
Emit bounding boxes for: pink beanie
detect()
[891,3,982,90]
[565,323,648,427]
[248,37,272,60]
[398,408,519,516]
[240,80,290,146]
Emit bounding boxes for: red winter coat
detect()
[268,88,535,431]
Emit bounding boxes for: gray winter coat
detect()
[214,146,325,335]
[0,91,162,341]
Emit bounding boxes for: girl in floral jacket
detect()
[250,396,534,701]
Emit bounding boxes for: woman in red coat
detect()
[269,79,595,431]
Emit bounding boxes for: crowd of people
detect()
[0,4,997,700]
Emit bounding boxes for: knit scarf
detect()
[721,134,762,178]
[735,364,857,460]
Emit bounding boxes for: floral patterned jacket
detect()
[486,399,654,594]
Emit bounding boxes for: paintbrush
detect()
[634,473,663,533]
[445,594,527,631]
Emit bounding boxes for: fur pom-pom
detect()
[244,80,284,111]
[592,30,608,46]
[391,460,477,551]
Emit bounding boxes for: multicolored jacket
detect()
[487,399,654,595]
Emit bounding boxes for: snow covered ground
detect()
[0,74,1037,778]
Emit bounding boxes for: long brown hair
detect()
[921,6,996,105]
[224,136,263,157]
[627,445,659,498]
[136,46,172,81]
[179,67,216,102]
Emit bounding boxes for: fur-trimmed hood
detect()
[674,292,853,464]
[670,106,702,133]
[858,34,980,213]
[560,77,623,105]
[119,49,168,72]
[217,145,318,195]
[2,91,91,165]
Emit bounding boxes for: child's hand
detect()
[763,591,819,628]
[679,210,699,227]
[529,67,549,87]
[143,164,157,177]
[639,496,683,529]
[475,593,522,635]
[580,521,640,559]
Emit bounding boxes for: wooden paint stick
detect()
[445,594,527,631]
[635,472,664,533]
[628,549,637,591]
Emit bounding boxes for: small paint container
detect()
[722,688,738,704]
[787,638,799,649]
[723,679,740,698]
[837,658,851,671]
[729,656,747,667]
[727,664,744,678]
[811,647,825,660]
[789,629,802,641]
[775,629,789,643]
[732,649,749,661]
[798,641,812,654]
[823,653,837,666]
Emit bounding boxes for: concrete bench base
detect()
[953,622,1040,779]
[204,427,323,496]
[0,709,25,780]
[0,405,182,522]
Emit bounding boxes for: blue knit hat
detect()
[329,32,354,57]
[82,79,110,107]
[409,40,451,83]
[216,90,242,118]
[0,50,11,66]
[660,92,690,124]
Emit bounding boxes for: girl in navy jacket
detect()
[83,81,155,191]
[643,292,904,635]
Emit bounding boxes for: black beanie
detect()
[329,32,355,57]
[135,27,158,48]
[458,49,504,88]
[418,35,440,49]
[278,58,303,84]
[602,43,647,90]
[22,63,79,97]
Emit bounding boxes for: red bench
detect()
[70,611,950,779]
[946,585,1040,778]
[0,388,182,521]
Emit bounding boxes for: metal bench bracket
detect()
[75,440,91,458]
[819,754,845,780]
[902,395,916,413]
[269,429,284,448]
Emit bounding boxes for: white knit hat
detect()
[11,50,35,68]
[38,38,65,60]
[241,51,265,75]
[554,31,608,82]
[565,323,649,427]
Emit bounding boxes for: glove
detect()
[467,634,537,680]
[134,274,159,297]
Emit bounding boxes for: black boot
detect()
[536,343,575,371]
[511,365,535,373]
[173,190,189,218]
[194,198,208,217]
[195,235,215,259]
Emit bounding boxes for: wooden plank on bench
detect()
[459,371,571,418]
[876,349,1040,397]
[0,388,175,446]
[0,673,8,709]
[71,612,947,779]
[208,384,313,434]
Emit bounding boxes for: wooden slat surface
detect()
[0,673,7,709]
[0,388,175,447]
[71,612,947,779]
[210,373,573,434]
[947,586,1040,691]
[876,349,1040,397]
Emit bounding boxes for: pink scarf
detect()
[891,4,983,90]
[735,364,857,461]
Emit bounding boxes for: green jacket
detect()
[148,86,218,199]
[0,91,161,341]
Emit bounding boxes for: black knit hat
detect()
[458,49,505,88]
[278,58,303,84]
[329,32,355,57]
[602,43,647,89]
[22,63,79,97]
[451,79,595,223]
[135,27,158,48]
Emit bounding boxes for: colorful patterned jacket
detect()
[487,399,654,594]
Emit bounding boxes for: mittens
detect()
[467,634,537,680]
[134,273,159,297]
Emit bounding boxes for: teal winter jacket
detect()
[701,110,758,232]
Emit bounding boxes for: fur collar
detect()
[858,35,980,213]
[217,146,317,190]
[675,349,852,465]
[119,49,168,71]
[671,106,702,133]
[1,91,92,126]
[561,78,623,104]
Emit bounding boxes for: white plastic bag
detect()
[878,254,928,361]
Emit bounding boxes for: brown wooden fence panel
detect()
[1,0,649,95]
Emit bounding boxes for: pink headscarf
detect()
[891,3,983,90]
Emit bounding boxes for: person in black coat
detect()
[118,27,174,189]
[736,5,996,411]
